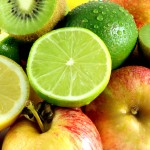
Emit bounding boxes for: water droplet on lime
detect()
[94,25,99,29]
[112,10,116,14]
[102,12,106,15]
[117,30,122,35]
[99,6,103,9]
[119,7,124,12]
[93,9,98,13]
[107,23,111,27]
[82,19,88,23]
[97,15,103,21]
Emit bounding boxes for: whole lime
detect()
[62,1,138,69]
[0,37,20,63]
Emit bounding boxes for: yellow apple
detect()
[2,107,102,150]
[85,66,150,150]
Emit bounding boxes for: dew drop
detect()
[93,9,98,13]
[113,34,117,38]
[119,7,124,12]
[117,30,122,35]
[112,10,116,14]
[82,19,88,23]
[97,15,103,21]
[107,23,111,27]
[94,25,99,29]
[102,11,106,15]
[99,6,103,9]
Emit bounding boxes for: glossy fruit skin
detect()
[85,66,150,150]
[62,1,138,69]
[0,37,20,63]
[108,0,150,29]
[2,107,102,150]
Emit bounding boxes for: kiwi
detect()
[0,0,67,41]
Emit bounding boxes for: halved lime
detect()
[139,23,150,63]
[27,27,111,107]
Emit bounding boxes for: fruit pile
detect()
[0,0,150,150]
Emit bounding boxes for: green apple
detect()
[2,107,103,150]
[85,66,150,150]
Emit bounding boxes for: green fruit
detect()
[0,37,20,63]
[61,1,138,69]
[0,0,67,41]
[138,23,150,64]
[27,27,111,107]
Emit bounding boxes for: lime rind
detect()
[27,27,111,107]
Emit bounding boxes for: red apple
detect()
[2,107,102,150]
[108,0,150,29]
[84,66,150,150]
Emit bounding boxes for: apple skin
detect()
[108,0,150,29]
[2,107,102,150]
[84,66,150,150]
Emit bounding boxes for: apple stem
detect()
[130,105,139,115]
[25,100,45,133]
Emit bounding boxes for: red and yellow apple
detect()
[108,0,150,29]
[85,66,150,150]
[2,107,102,150]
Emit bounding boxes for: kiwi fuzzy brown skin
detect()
[2,0,67,42]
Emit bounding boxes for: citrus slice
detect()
[138,23,150,63]
[27,27,111,107]
[0,55,30,130]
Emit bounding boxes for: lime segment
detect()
[27,27,111,107]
